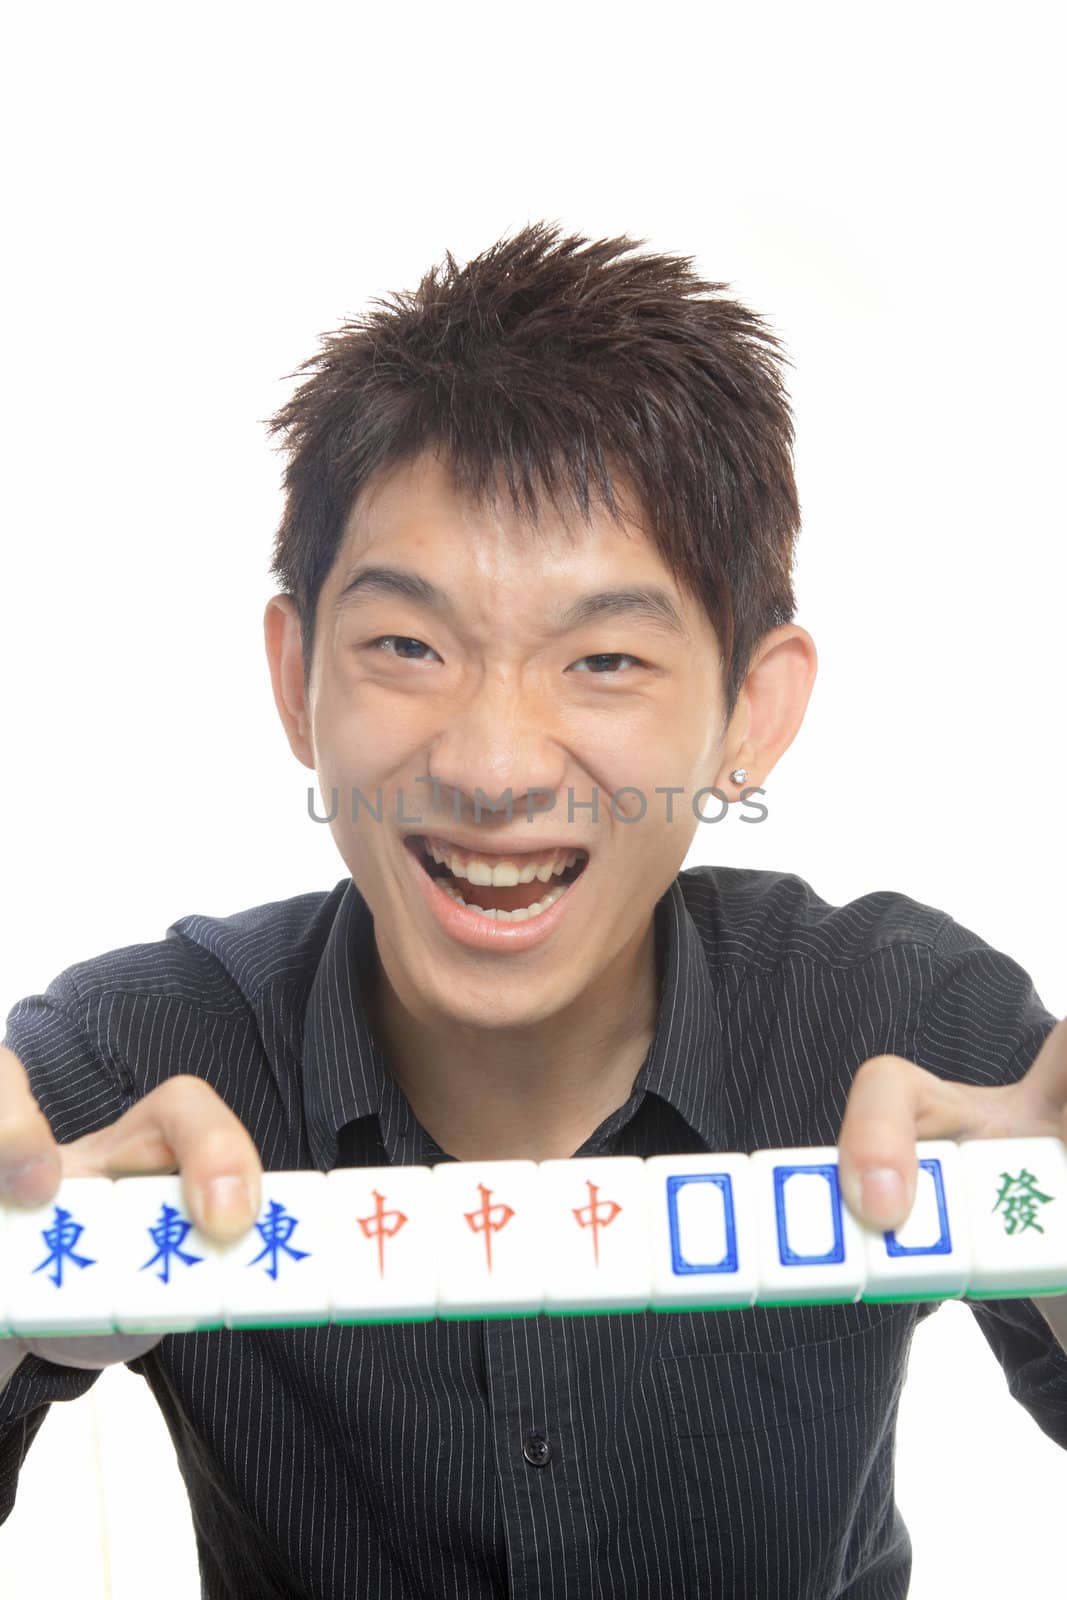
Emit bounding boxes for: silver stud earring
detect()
[730,768,748,784]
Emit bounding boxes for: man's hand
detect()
[0,1042,262,1241]
[837,1016,1067,1231]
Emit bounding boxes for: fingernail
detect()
[0,1154,60,1207]
[202,1176,254,1235]
[861,1167,905,1226]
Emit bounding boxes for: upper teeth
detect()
[422,838,582,886]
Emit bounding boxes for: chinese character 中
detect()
[464,1184,514,1273]
[572,1180,622,1268]
[357,1189,408,1278]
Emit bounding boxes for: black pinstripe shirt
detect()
[3,865,1066,1598]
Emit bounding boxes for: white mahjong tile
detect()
[751,1146,867,1307]
[958,1136,1067,1298]
[328,1166,437,1322]
[645,1153,759,1310]
[111,1176,225,1333]
[859,1140,972,1303]
[219,1172,331,1330]
[432,1160,543,1317]
[537,1157,650,1313]
[5,1178,117,1336]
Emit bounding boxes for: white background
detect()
[1,2,1065,1594]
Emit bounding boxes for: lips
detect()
[402,819,592,950]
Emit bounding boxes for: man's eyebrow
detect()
[556,585,690,640]
[331,565,691,639]
[331,565,452,618]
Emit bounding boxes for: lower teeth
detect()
[437,879,571,921]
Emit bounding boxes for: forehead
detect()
[324,452,700,645]
[330,449,680,591]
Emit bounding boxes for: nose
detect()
[422,673,568,830]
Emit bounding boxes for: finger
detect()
[1010,1016,1067,1126]
[71,1074,263,1243]
[836,1054,977,1232]
[0,1043,62,1206]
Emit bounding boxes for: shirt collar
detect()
[300,873,724,1169]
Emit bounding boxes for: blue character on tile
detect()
[247,1198,311,1281]
[140,1202,205,1283]
[31,1204,97,1289]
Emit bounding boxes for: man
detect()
[2,220,1065,1598]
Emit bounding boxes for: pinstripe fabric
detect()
[2,864,1065,1597]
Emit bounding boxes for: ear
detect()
[718,624,818,788]
[263,595,316,770]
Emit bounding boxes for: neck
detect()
[362,917,662,1163]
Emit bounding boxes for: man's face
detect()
[300,449,729,1031]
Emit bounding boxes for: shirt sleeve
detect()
[0,965,140,1523]
[914,914,1067,1451]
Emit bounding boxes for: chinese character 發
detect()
[992,1167,1054,1236]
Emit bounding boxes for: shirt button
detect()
[523,1432,552,1467]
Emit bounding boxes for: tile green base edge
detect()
[965,1284,1067,1300]
[330,1313,437,1325]
[225,1314,333,1331]
[10,1282,1067,1337]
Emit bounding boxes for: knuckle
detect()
[0,1100,54,1146]
[153,1074,229,1114]
[851,1054,911,1093]
[158,1072,211,1100]
[0,1042,30,1075]
[190,1121,257,1170]
[844,1133,895,1170]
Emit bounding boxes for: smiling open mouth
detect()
[405,834,589,920]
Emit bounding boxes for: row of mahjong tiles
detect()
[1,1137,1066,1336]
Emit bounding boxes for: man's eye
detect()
[366,640,641,675]
[570,653,641,675]
[367,636,440,662]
